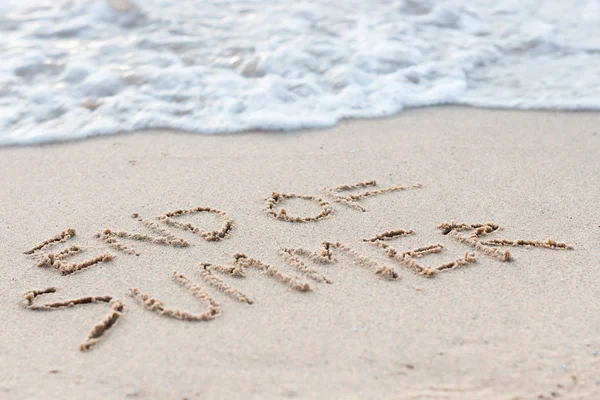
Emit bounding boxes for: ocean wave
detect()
[1,0,599,145]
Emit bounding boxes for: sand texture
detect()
[1,107,599,399]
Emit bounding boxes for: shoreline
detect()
[2,105,599,149]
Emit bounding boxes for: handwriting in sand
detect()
[22,180,574,351]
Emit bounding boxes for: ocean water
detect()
[0,0,599,145]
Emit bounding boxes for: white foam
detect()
[0,0,599,145]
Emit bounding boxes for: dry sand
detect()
[0,107,599,399]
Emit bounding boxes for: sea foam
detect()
[0,0,599,145]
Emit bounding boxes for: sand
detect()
[1,106,599,399]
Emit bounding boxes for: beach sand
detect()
[1,107,599,399]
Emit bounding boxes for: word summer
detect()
[22,180,573,352]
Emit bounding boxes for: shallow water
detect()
[1,0,599,145]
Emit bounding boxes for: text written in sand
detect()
[22,180,574,351]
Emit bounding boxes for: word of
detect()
[264,180,423,221]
